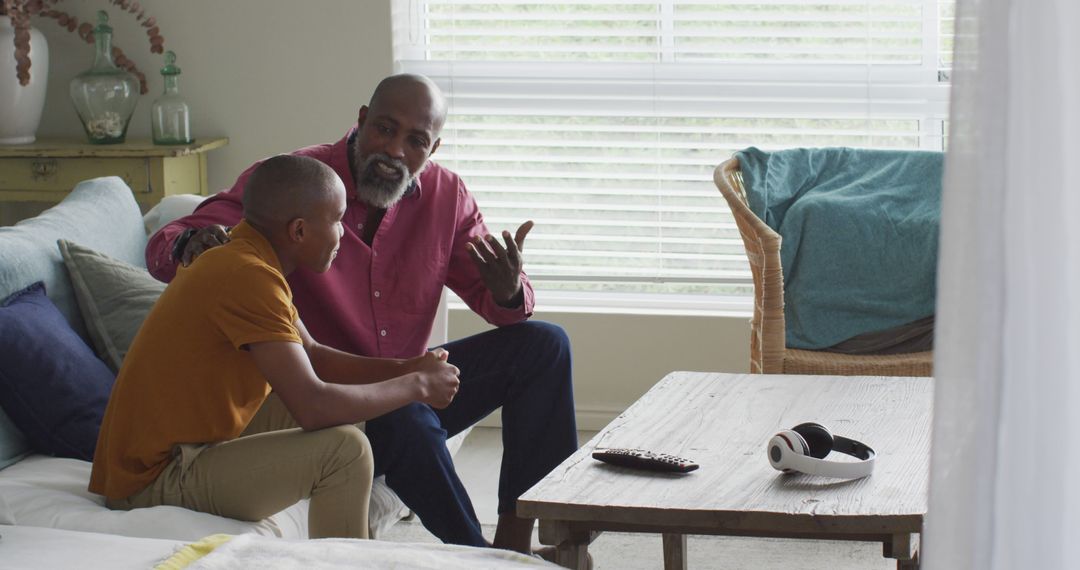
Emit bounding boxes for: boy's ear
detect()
[287,218,305,242]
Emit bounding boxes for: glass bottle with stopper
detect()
[69,11,139,144]
[151,51,193,145]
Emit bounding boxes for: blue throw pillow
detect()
[0,283,116,461]
[0,405,29,470]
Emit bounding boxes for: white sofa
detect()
[0,177,468,545]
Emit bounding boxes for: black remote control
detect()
[592,448,699,473]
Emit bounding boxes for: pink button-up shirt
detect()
[146,129,534,358]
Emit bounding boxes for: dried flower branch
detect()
[2,0,167,94]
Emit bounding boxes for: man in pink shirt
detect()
[146,74,576,553]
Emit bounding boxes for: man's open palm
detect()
[467,220,533,307]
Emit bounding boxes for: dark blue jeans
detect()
[364,321,578,547]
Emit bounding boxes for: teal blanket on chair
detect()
[735,147,943,350]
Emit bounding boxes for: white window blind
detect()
[392,1,953,313]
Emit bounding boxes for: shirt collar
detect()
[334,129,358,200]
[230,220,287,276]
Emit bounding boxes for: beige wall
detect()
[35,0,393,191]
[29,0,751,426]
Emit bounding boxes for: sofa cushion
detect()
[143,194,208,236]
[0,177,144,469]
[59,241,167,373]
[0,283,116,461]
[0,281,34,469]
[0,455,307,540]
[0,177,148,341]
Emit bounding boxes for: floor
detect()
[454,426,597,526]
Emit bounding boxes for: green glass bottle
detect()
[68,11,139,144]
[151,51,192,145]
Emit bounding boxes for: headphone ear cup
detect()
[778,429,810,455]
[793,422,833,459]
[768,430,809,472]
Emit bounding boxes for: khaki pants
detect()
[107,394,373,539]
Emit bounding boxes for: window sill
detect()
[448,291,752,318]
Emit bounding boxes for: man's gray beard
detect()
[353,150,423,209]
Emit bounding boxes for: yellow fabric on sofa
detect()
[154,533,234,570]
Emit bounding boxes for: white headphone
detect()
[767,422,875,479]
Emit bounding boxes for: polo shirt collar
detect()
[230,220,287,276]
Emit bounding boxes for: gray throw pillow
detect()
[58,240,166,372]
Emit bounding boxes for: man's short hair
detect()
[242,155,341,230]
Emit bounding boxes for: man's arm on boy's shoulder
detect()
[146,161,262,282]
[246,337,459,431]
[146,195,243,281]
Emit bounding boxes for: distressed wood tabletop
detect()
[519,371,932,537]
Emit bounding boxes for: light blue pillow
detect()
[0,176,146,340]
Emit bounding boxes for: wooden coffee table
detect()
[517,372,932,570]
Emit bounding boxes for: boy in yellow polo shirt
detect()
[89,155,461,538]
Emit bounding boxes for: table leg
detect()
[897,554,920,570]
[662,533,687,570]
[553,542,590,570]
[884,533,919,570]
[538,519,595,570]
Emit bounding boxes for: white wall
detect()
[29,0,751,426]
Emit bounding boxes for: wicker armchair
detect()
[713,157,932,377]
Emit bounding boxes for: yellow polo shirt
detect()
[89,221,301,499]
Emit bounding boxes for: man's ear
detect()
[430,137,441,157]
[357,106,369,129]
[286,218,305,243]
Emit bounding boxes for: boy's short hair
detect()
[242,155,342,229]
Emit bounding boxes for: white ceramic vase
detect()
[0,19,49,145]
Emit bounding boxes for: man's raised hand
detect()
[181,224,231,267]
[466,220,533,308]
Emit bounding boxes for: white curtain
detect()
[926,0,1080,568]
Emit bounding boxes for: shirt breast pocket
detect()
[390,248,447,315]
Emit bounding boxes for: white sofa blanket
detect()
[0,525,556,570]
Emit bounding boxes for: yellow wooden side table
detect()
[0,137,228,210]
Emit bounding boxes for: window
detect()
[392,1,953,314]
